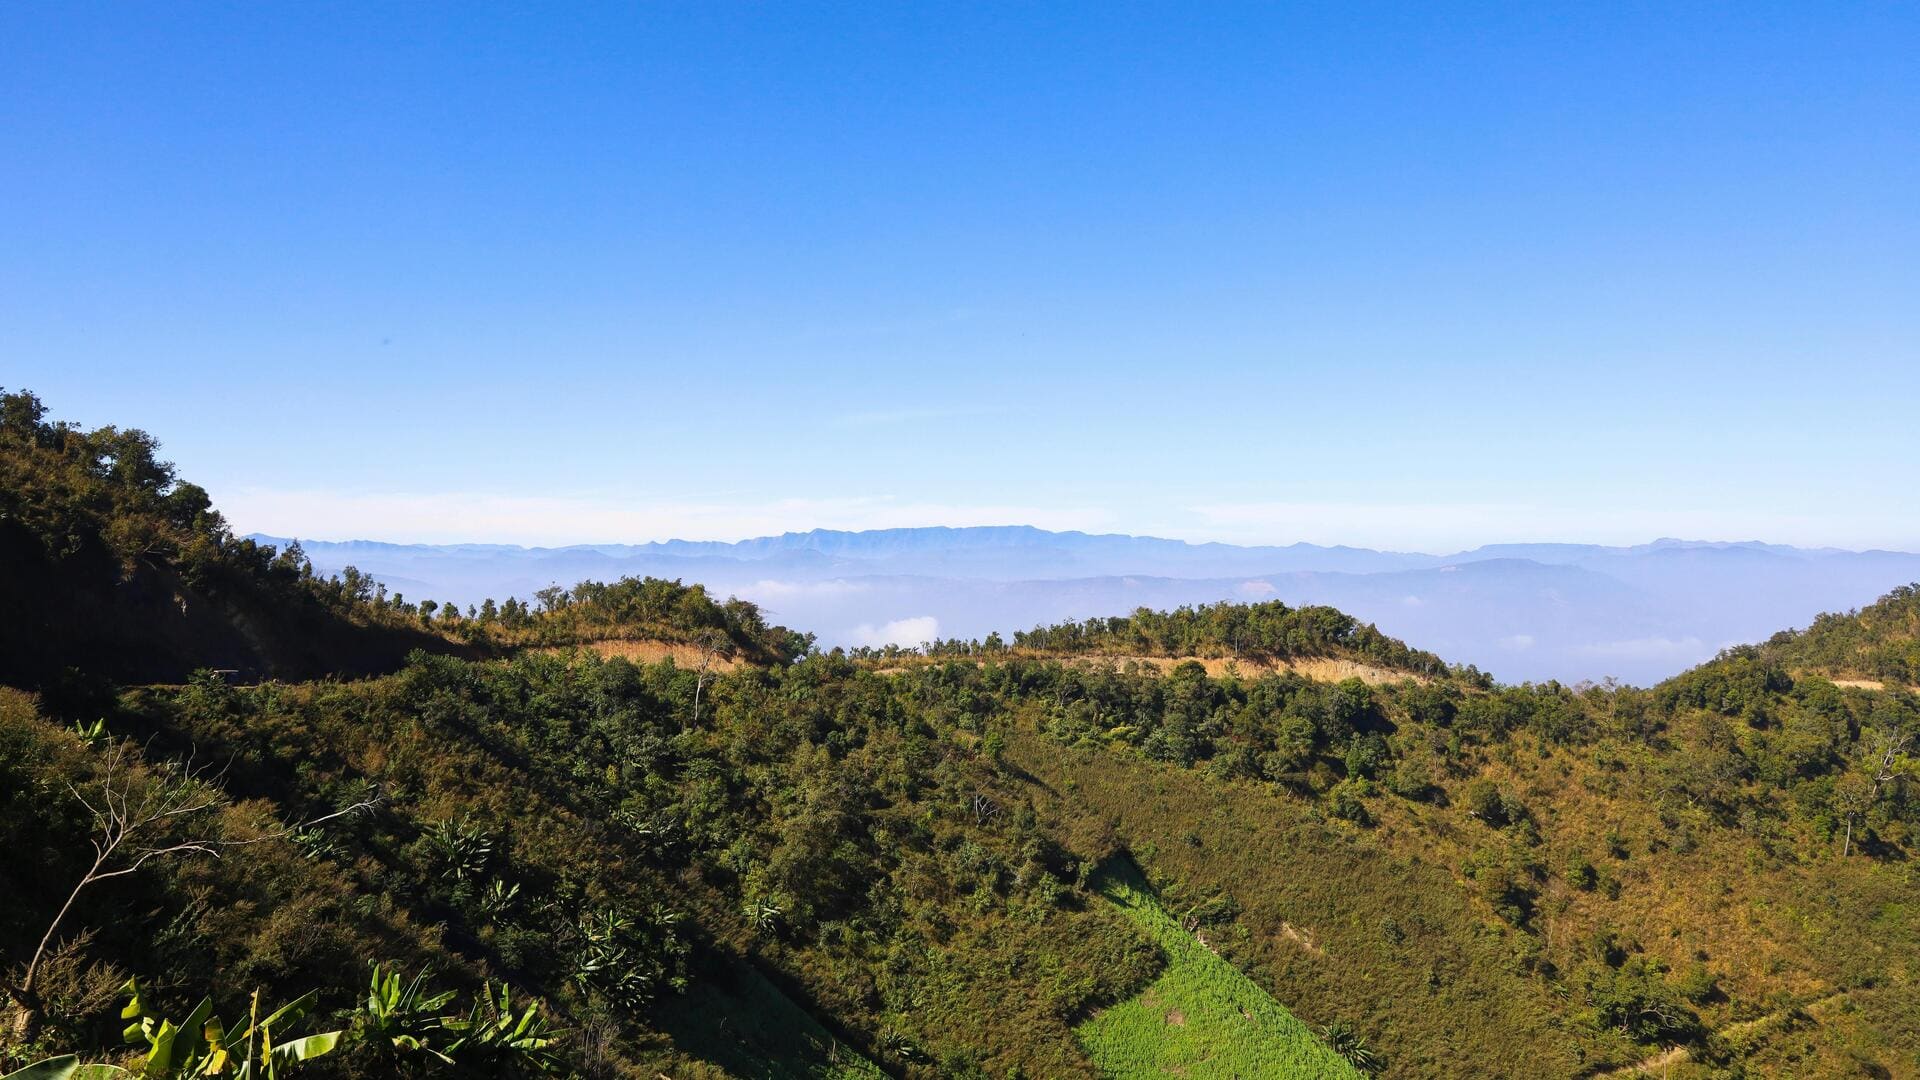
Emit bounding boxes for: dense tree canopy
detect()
[4,389,1919,1078]
[1764,584,1920,686]
[1004,601,1463,680]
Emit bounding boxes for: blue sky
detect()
[5,4,1917,550]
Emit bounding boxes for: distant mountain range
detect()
[250,527,1920,685]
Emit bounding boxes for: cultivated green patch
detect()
[1075,860,1367,1079]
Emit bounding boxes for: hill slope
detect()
[0,390,457,694]
[10,610,1914,1077]
[265,528,1920,685]
[1763,584,1920,687]
[3,391,1918,1079]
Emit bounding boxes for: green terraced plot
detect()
[1076,862,1367,1079]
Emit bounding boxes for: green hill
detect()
[904,601,1472,684]
[2,391,1917,1079]
[1762,584,1920,687]
[0,389,459,696]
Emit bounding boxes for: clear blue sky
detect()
[5,4,1917,550]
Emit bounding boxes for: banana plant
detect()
[10,975,559,1079]
[353,963,457,1063]
[425,817,492,884]
[475,878,521,920]
[443,983,562,1076]
[118,979,341,1078]
[68,718,109,748]
[1,1057,130,1079]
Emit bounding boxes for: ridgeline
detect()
[2,390,1916,1079]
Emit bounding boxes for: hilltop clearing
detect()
[867,652,1430,687]
[270,531,1920,685]
[3,390,1918,1078]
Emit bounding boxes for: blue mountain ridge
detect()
[245,528,1920,686]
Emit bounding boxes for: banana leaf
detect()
[0,1057,131,1080]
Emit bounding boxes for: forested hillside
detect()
[0,388,806,699]
[3,393,1917,1079]
[0,390,457,696]
[1764,584,1920,687]
[898,602,1469,684]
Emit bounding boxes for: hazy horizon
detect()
[8,5,1919,554]
[8,2,1919,670]
[249,524,1913,558]
[8,9,1920,1075]
[257,524,1920,686]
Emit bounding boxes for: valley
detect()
[267,532,1920,686]
[3,391,1917,1079]
[11,5,1918,1078]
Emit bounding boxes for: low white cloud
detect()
[217,487,1114,547]
[850,616,941,648]
[740,579,870,599]
[1401,595,1425,607]
[1237,580,1276,598]
[1500,634,1536,650]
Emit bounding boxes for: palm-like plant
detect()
[476,879,521,920]
[1318,1019,1380,1073]
[118,979,343,1077]
[425,817,492,883]
[444,983,562,1076]
[565,906,683,1011]
[68,719,108,748]
[1,1057,125,1079]
[353,964,457,1064]
[746,897,784,937]
[285,826,345,863]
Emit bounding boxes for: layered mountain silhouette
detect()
[255,527,1920,684]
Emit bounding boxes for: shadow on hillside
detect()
[652,954,890,1079]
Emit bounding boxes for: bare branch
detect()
[214,793,384,849]
[65,780,103,819]
[10,741,381,1020]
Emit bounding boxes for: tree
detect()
[1464,779,1510,827]
[1841,727,1915,856]
[3,743,375,1041]
[689,628,734,729]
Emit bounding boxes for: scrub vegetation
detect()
[1074,859,1366,1079]
[3,389,1918,1078]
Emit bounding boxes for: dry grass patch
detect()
[532,638,749,669]
[869,652,1425,686]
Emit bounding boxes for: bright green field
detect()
[1075,861,1367,1079]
